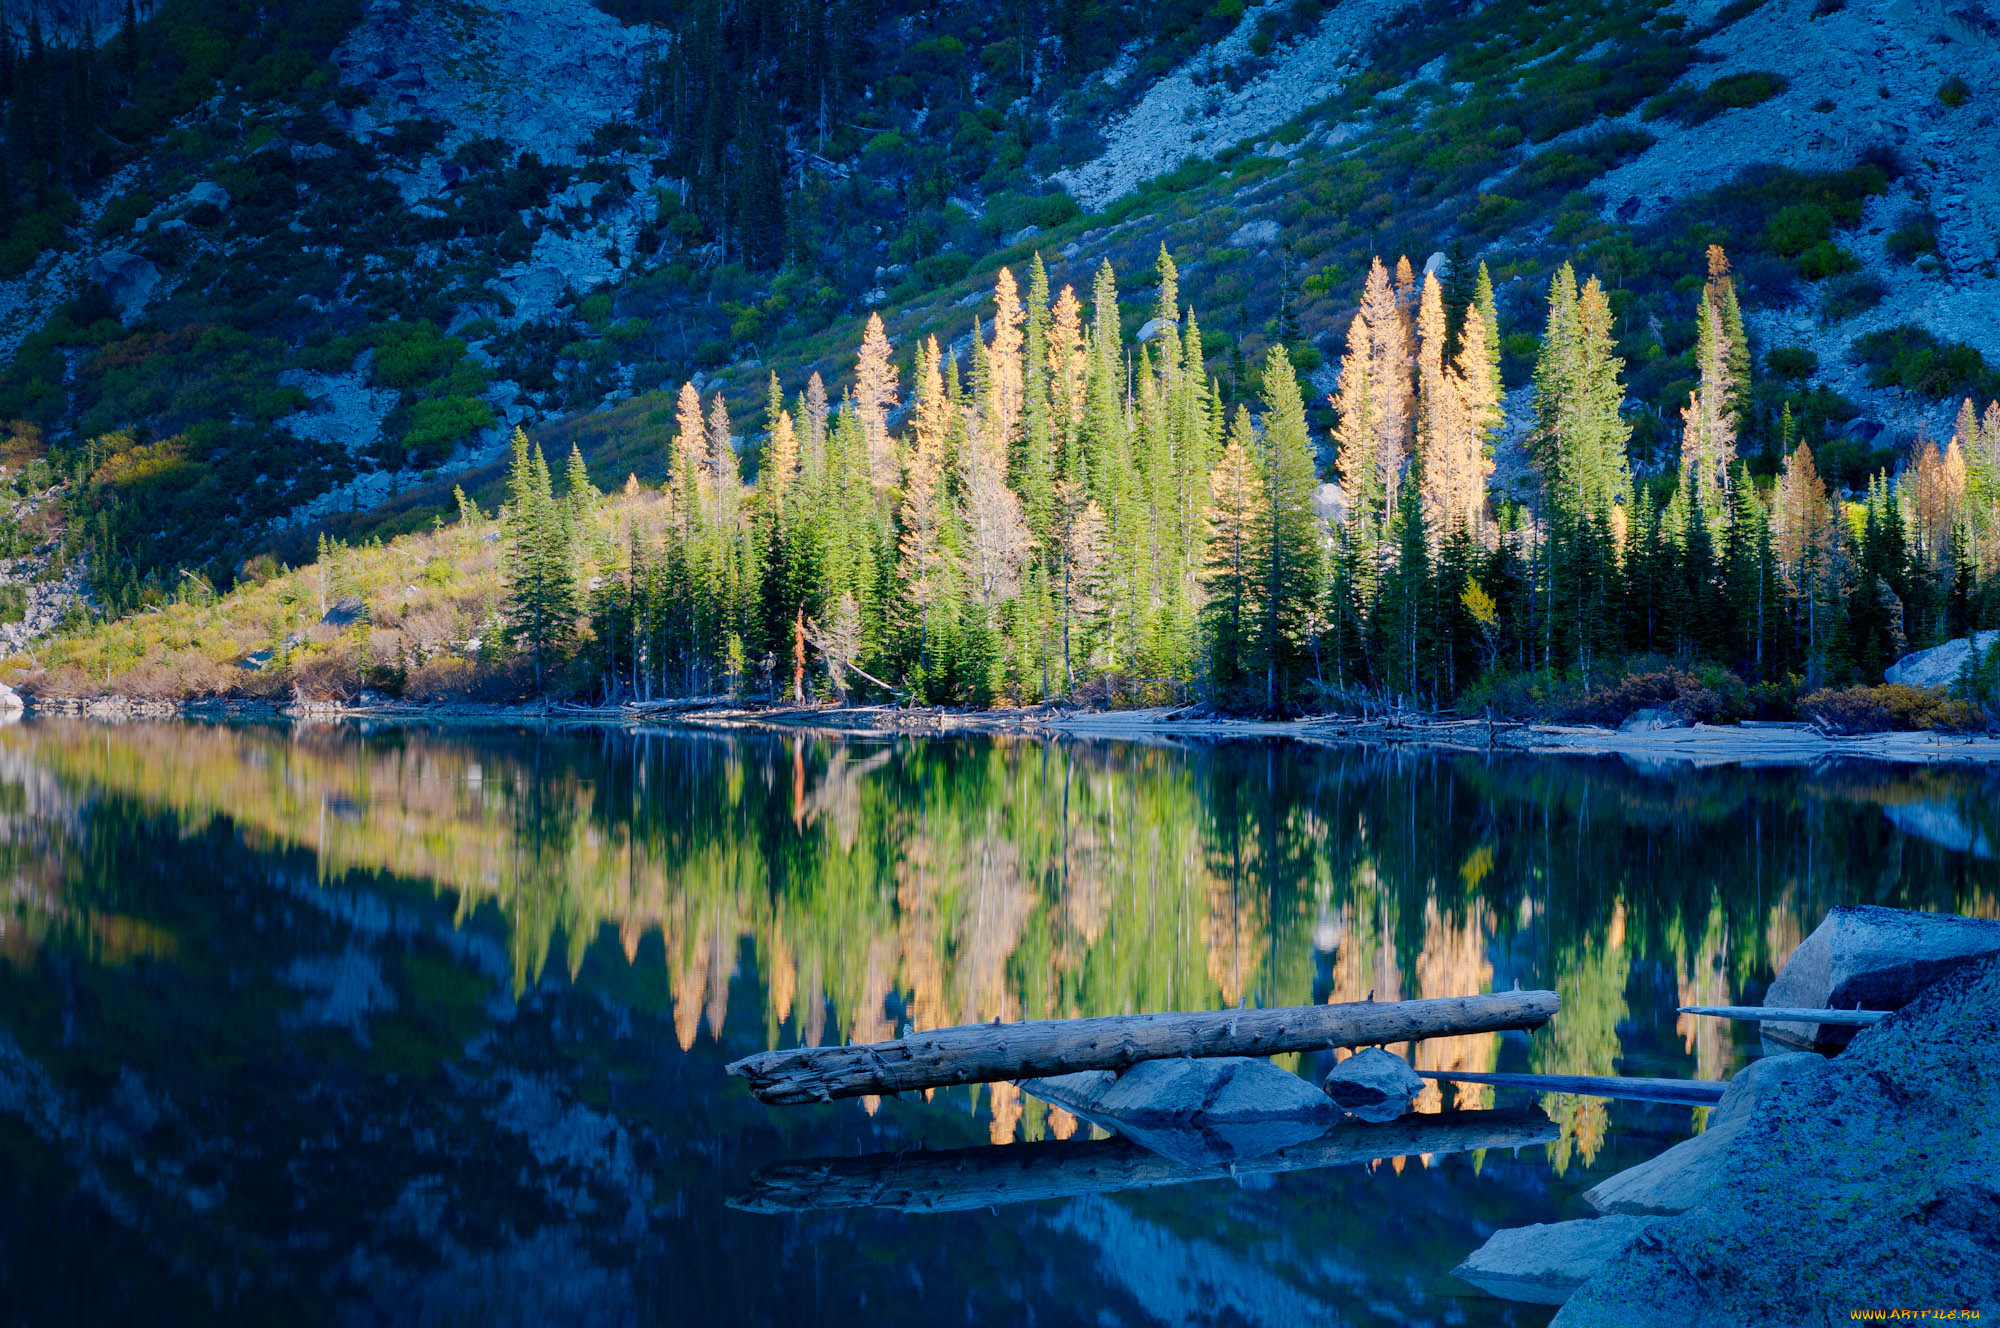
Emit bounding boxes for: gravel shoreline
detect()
[17,696,2000,766]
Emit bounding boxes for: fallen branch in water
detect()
[1677,1004,1887,1026]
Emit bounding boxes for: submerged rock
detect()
[1321,1047,1422,1123]
[1762,904,2000,1053]
[1020,1057,1334,1167]
[1452,1216,1666,1306]
[1583,1053,1822,1216]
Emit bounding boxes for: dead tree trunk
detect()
[727,991,1559,1104]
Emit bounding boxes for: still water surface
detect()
[0,719,1994,1325]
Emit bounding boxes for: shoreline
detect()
[15,694,2000,767]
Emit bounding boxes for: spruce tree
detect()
[503,430,579,692]
[1256,345,1327,711]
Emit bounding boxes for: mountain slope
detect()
[0,0,1994,637]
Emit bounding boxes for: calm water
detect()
[0,719,1995,1326]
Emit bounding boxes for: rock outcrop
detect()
[1582,1053,1821,1216]
[1886,630,2000,688]
[1052,0,1418,209]
[1761,904,2000,1053]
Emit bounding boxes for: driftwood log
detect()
[1421,1070,1726,1106]
[726,990,1559,1104]
[728,1109,1560,1213]
[1676,1004,1888,1026]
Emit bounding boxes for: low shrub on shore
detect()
[1799,684,1985,734]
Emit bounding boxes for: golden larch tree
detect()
[854,312,901,497]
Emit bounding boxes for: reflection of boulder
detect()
[1583,1053,1822,1216]
[87,249,162,320]
[1021,1057,1335,1167]
[1762,905,2000,1053]
[1883,800,1995,859]
[1452,1215,1666,1306]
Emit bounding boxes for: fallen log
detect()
[728,1108,1559,1214]
[1421,1070,1725,1107]
[1676,1004,1888,1026]
[726,990,1559,1104]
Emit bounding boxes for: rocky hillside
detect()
[0,0,1996,627]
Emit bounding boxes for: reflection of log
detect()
[728,991,1560,1104]
[1677,1004,1887,1026]
[1420,1070,1725,1107]
[728,1109,1560,1214]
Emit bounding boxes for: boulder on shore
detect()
[1020,1056,1335,1168]
[1618,707,1683,733]
[1762,904,2000,1053]
[1583,1053,1822,1216]
[1321,1047,1423,1123]
[1884,628,1998,687]
[0,682,23,713]
[1555,953,2000,1326]
[1452,1215,1666,1306]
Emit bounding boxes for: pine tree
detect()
[1256,345,1327,711]
[1681,289,1739,503]
[1531,265,1630,521]
[898,336,958,668]
[1202,408,1267,699]
[1416,272,1495,545]
[1705,245,1750,432]
[503,429,579,691]
[760,372,801,516]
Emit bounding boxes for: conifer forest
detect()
[488,244,2000,718]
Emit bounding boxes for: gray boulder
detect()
[1452,1216,1666,1306]
[0,682,22,713]
[1884,628,1999,688]
[1321,1047,1423,1123]
[321,596,368,628]
[1584,1053,1823,1216]
[1762,904,2000,1053]
[1619,707,1683,733]
[1020,1056,1334,1167]
[1228,219,1281,247]
[183,181,232,214]
[88,249,162,320]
